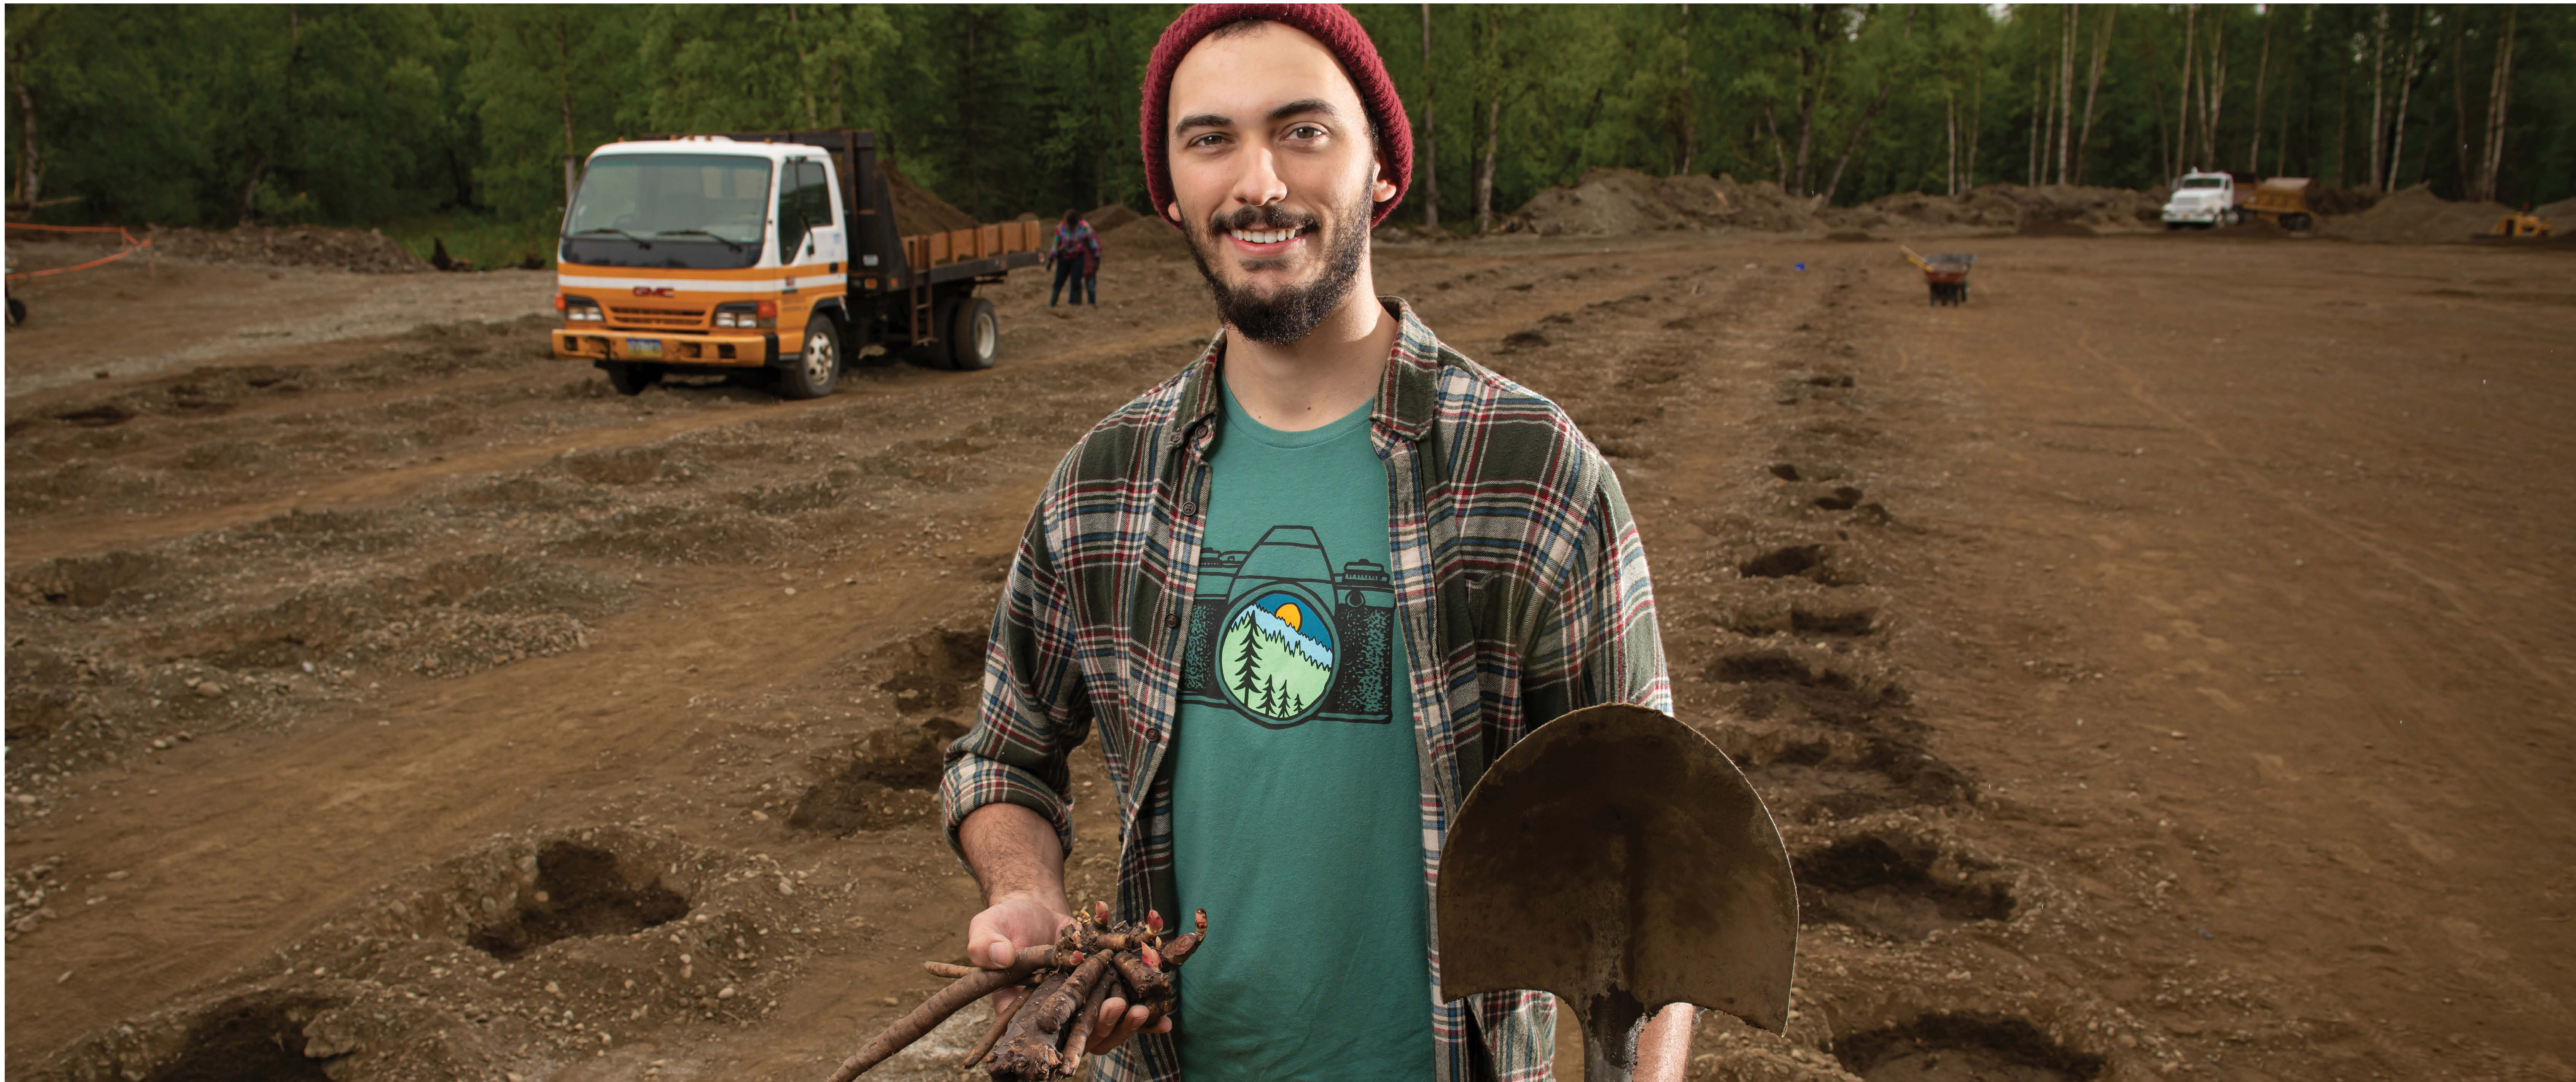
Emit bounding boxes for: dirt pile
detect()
[2531,195,2576,224]
[878,160,979,237]
[143,225,428,273]
[1085,204,1143,232]
[2320,183,2514,243]
[1100,215,1191,260]
[1830,184,2164,234]
[1505,169,1824,236]
[1506,172,2167,237]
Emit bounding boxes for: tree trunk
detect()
[1477,94,1500,232]
[787,4,819,127]
[2175,4,2196,175]
[1675,3,1693,175]
[2450,11,2469,196]
[1967,61,1982,189]
[2248,8,2271,173]
[1946,89,1957,196]
[2476,6,2515,202]
[13,81,38,210]
[2028,50,2043,186]
[2368,4,2387,190]
[1787,5,1824,195]
[2385,6,2423,190]
[1821,79,1892,204]
[2202,16,2226,169]
[2075,6,2113,185]
[1419,3,1437,228]
[558,14,576,208]
[1764,104,1790,185]
[2056,4,2074,185]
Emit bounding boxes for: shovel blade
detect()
[1438,704,1796,1068]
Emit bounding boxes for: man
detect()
[938,6,1689,1079]
[1047,208,1101,306]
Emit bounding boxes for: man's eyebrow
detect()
[1267,99,1338,123]
[1174,100,1341,135]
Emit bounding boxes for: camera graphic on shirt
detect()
[1181,525,1397,729]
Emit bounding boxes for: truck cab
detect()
[552,130,1039,398]
[2161,171,2239,229]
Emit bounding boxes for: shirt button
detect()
[1181,501,1198,517]
[1165,612,1181,628]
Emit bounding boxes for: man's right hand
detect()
[965,890,1072,1015]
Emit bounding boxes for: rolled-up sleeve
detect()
[1522,459,1671,726]
[940,469,1094,862]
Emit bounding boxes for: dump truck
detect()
[551,129,1041,398]
[2163,170,2316,231]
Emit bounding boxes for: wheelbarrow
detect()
[1901,246,1974,307]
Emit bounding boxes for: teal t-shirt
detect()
[1168,384,1433,1081]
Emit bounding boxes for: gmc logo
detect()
[632,286,675,298]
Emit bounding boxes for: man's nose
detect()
[1228,145,1289,211]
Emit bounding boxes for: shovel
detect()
[1438,703,1797,1081]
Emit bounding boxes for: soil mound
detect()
[2320,184,2513,244]
[142,225,428,273]
[879,159,979,237]
[1505,169,1822,236]
[2530,196,2576,224]
[1100,215,1191,260]
[1505,171,2165,237]
[1835,184,2161,234]
[2306,186,2383,216]
[1085,203,1143,232]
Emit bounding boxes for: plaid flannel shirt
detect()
[940,298,1671,1082]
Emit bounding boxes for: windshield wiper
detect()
[654,229,745,253]
[568,227,651,247]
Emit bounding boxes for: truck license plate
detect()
[625,337,663,358]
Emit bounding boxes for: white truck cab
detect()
[2162,172,2238,229]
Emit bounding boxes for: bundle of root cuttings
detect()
[826,903,1209,1081]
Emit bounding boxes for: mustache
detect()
[1206,205,1321,235]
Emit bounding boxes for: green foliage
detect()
[8,3,2570,237]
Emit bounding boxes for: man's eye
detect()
[1287,125,1325,140]
[1189,133,1227,148]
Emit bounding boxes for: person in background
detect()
[1047,208,1101,306]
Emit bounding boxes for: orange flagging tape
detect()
[6,221,154,280]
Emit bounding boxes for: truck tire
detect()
[948,296,998,371]
[605,363,661,396]
[779,311,843,399]
[2284,212,2313,232]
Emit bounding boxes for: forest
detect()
[7,4,2571,263]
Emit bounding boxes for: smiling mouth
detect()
[1227,225,1309,247]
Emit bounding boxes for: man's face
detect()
[1165,23,1397,344]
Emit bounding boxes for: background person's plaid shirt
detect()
[940,298,1672,1082]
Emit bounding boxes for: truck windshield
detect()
[2179,177,2226,189]
[560,154,770,270]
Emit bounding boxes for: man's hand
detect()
[965,890,1073,1015]
[1080,986,1174,1054]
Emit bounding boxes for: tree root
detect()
[823,905,1211,1080]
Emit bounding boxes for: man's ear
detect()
[1165,200,1184,223]
[1371,151,1398,204]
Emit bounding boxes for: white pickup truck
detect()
[2161,172,2240,229]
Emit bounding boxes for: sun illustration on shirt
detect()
[1217,590,1336,722]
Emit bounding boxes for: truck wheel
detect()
[780,312,843,399]
[2285,213,2313,232]
[948,296,998,371]
[605,363,661,396]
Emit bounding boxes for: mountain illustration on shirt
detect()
[1180,524,1397,729]
[1219,591,1336,720]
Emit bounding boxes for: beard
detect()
[1182,191,1373,346]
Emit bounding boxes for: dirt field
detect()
[6,224,2573,1082]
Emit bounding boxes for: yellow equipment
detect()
[2492,208,2554,239]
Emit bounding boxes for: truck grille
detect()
[606,306,707,328]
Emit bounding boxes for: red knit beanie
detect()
[1139,3,1413,229]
